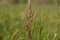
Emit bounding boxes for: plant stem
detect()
[25,0,34,40]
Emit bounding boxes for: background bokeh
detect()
[0,0,60,40]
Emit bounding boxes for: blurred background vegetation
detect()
[0,0,60,40]
[0,0,60,5]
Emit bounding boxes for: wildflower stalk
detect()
[25,0,34,40]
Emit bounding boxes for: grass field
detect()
[0,4,60,40]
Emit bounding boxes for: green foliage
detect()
[0,4,60,40]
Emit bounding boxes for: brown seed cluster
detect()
[25,6,34,40]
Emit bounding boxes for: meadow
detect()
[0,4,60,40]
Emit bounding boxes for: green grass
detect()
[0,4,60,40]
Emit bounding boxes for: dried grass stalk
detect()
[11,29,19,40]
[25,1,34,40]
